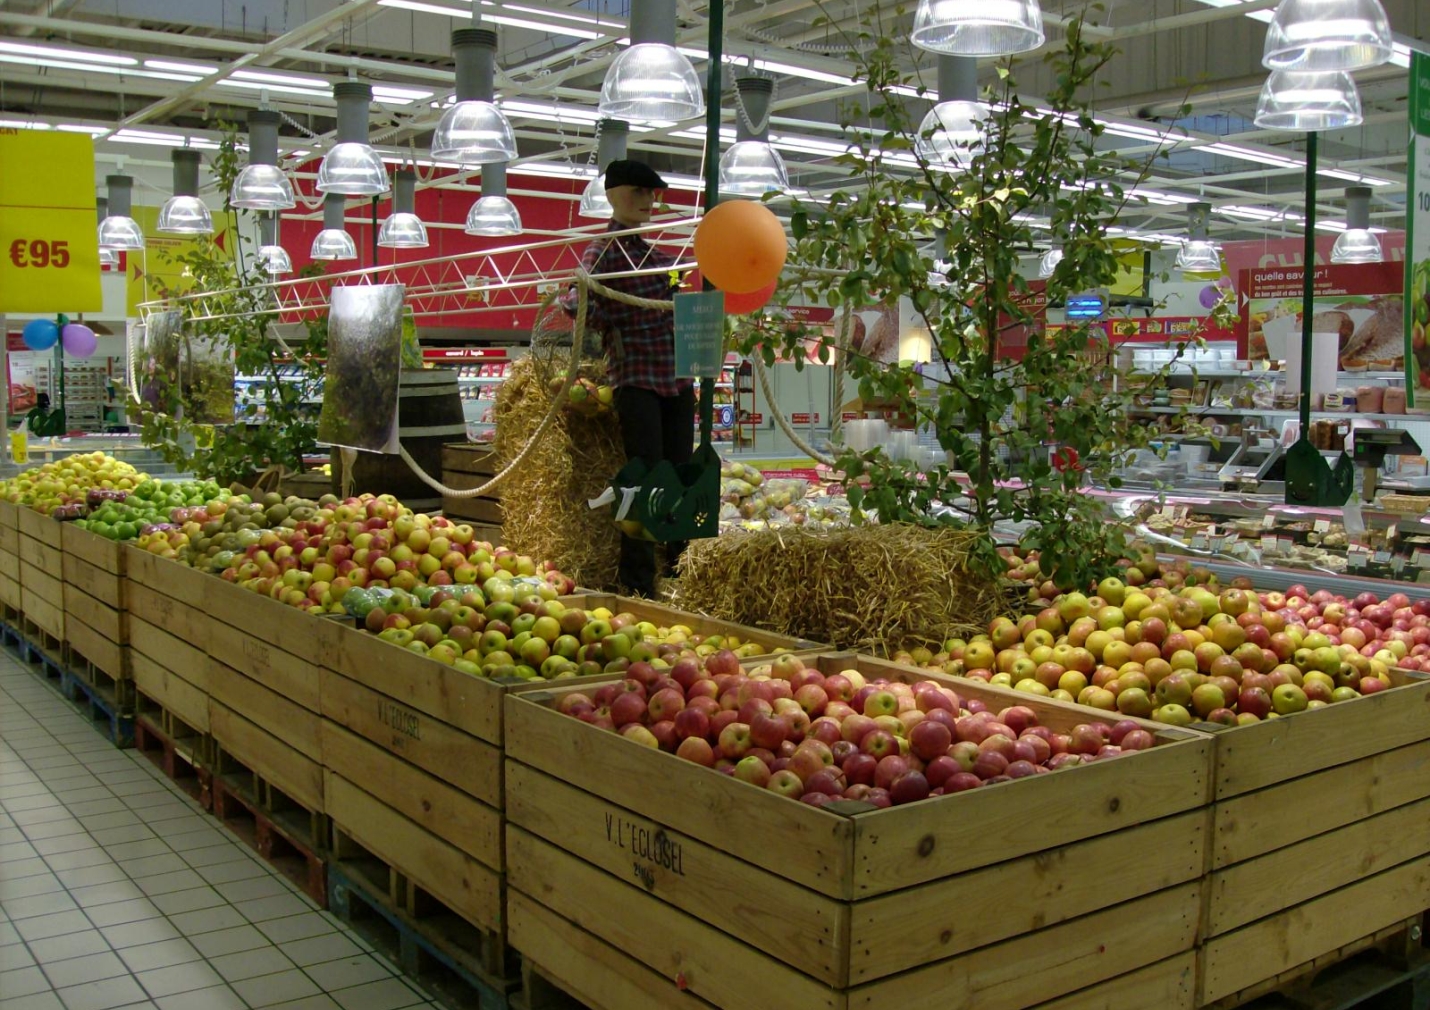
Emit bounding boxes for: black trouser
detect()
[614,384,696,595]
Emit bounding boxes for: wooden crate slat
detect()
[132,651,209,733]
[504,692,855,899]
[324,771,503,935]
[19,533,62,571]
[210,701,322,813]
[61,524,125,574]
[319,669,502,809]
[849,881,1202,1010]
[1210,672,1430,799]
[1213,737,1430,869]
[17,506,56,542]
[21,587,63,640]
[334,624,504,745]
[508,889,717,1010]
[62,584,124,643]
[441,444,498,477]
[62,556,124,610]
[204,618,321,714]
[122,545,215,601]
[507,826,845,1010]
[850,808,1207,982]
[439,495,503,525]
[66,617,128,682]
[506,759,848,986]
[1208,794,1430,937]
[322,723,502,872]
[20,560,63,608]
[126,584,209,643]
[1028,953,1196,1010]
[201,576,340,671]
[207,658,321,763]
[130,617,208,686]
[1198,853,1430,1004]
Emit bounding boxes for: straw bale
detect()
[672,524,1005,652]
[493,353,624,589]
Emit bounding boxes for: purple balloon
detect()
[61,323,97,358]
[1198,285,1221,309]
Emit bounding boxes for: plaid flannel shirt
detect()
[564,223,692,397]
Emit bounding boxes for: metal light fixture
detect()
[95,198,118,267]
[98,175,144,250]
[1038,246,1063,279]
[256,213,291,275]
[465,161,522,236]
[599,0,703,125]
[911,0,1044,57]
[157,150,213,235]
[317,81,389,196]
[719,76,789,197]
[231,109,295,210]
[1330,185,1382,263]
[431,28,517,165]
[378,169,429,248]
[916,55,984,169]
[1254,70,1363,131]
[1262,0,1393,73]
[580,120,629,219]
[310,193,357,260]
[1175,202,1221,274]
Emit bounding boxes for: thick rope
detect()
[751,354,837,466]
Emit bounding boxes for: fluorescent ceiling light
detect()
[0,41,137,66]
[57,124,109,135]
[232,68,327,89]
[0,119,48,129]
[0,54,197,81]
[145,59,218,74]
[501,100,604,123]
[377,0,605,38]
[1201,141,1304,168]
[1319,168,1395,186]
[503,3,608,25]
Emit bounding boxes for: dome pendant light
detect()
[98,174,144,251]
[378,169,429,249]
[580,119,628,219]
[916,55,985,170]
[432,28,518,165]
[95,198,118,268]
[1038,246,1063,279]
[157,150,214,235]
[317,81,389,196]
[311,194,357,260]
[1262,0,1393,73]
[599,0,704,125]
[719,76,790,197]
[1331,185,1382,263]
[1254,69,1363,131]
[911,0,1045,57]
[466,161,522,237]
[256,213,292,275]
[1175,202,1221,274]
[232,109,295,211]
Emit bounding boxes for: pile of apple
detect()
[361,589,781,681]
[555,653,1157,808]
[0,452,146,513]
[916,576,1405,726]
[1008,542,1219,606]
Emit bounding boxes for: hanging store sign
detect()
[0,129,102,313]
[1406,51,1430,407]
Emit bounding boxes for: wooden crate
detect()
[504,653,1214,1009]
[17,507,63,639]
[1195,667,1430,1005]
[557,592,826,654]
[129,614,211,735]
[123,544,214,608]
[0,501,20,612]
[61,525,129,682]
[441,444,503,538]
[210,699,323,816]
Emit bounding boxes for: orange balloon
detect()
[724,280,777,315]
[693,200,787,294]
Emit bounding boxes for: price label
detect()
[1261,533,1279,555]
[1262,514,1277,529]
[1392,554,1407,574]
[1191,532,1209,550]
[0,130,101,312]
[1388,524,1400,541]
[1348,546,1369,568]
[1161,504,1178,519]
[1375,549,1393,564]
[1314,519,1331,534]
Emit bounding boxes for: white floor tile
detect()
[4,889,80,919]
[135,959,227,998]
[39,949,129,989]
[303,954,392,991]
[0,940,38,971]
[99,919,183,950]
[55,973,149,1010]
[1,991,66,1010]
[189,925,272,959]
[0,964,53,998]
[55,864,129,889]
[116,938,203,974]
[15,909,93,941]
[255,914,337,945]
[328,977,426,1010]
[153,984,247,1010]
[25,928,111,964]
[210,945,295,982]
[281,933,362,968]
[232,967,322,1007]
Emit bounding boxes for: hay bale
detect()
[493,353,624,589]
[672,524,1005,652]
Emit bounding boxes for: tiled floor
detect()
[0,655,446,1010]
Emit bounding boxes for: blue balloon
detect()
[22,318,58,351]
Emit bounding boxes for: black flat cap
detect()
[604,159,667,190]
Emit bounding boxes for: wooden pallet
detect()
[59,668,135,748]
[326,838,516,1010]
[505,652,1214,1010]
[19,616,66,679]
[212,744,327,907]
[134,689,213,810]
[66,639,134,709]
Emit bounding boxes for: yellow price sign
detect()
[0,129,102,314]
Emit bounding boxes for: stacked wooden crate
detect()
[17,507,64,649]
[61,525,130,697]
[0,501,20,618]
[440,444,503,543]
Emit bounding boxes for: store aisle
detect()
[0,654,444,1010]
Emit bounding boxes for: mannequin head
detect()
[603,159,667,228]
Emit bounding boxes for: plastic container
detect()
[1356,385,1385,413]
[1383,387,1407,415]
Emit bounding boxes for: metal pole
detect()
[1298,131,1317,435]
[699,0,724,445]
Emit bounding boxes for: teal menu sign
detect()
[674,290,726,378]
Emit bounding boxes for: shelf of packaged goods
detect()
[457,375,509,383]
[1128,369,1406,380]
[1130,405,1421,423]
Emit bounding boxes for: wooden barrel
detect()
[332,368,468,512]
